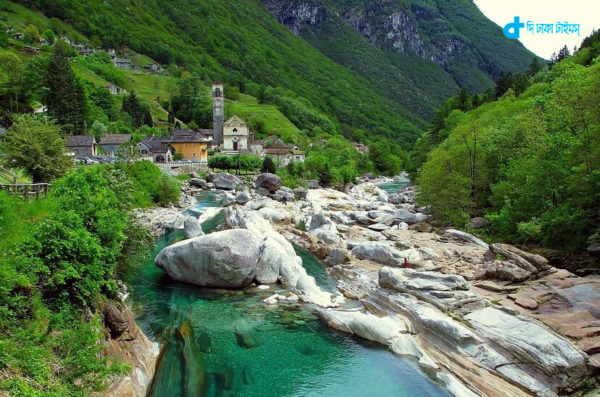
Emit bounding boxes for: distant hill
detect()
[6,0,535,147]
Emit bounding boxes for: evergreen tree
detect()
[122,92,152,128]
[557,45,571,62]
[495,71,514,99]
[513,73,529,97]
[261,156,276,173]
[45,40,86,134]
[457,87,469,111]
[527,57,541,77]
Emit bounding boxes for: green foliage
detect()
[121,92,152,128]
[22,24,39,44]
[171,74,212,128]
[260,156,276,174]
[0,115,72,183]
[0,161,167,395]
[209,155,261,173]
[418,53,600,252]
[46,40,86,134]
[42,28,55,44]
[155,174,181,206]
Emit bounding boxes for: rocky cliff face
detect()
[261,0,534,92]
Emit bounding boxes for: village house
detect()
[353,142,369,153]
[107,48,116,58]
[23,46,41,54]
[249,138,268,156]
[145,63,163,73]
[99,134,132,157]
[167,129,210,163]
[262,137,306,167]
[138,136,173,163]
[112,58,132,70]
[222,115,249,153]
[66,135,97,158]
[105,84,124,95]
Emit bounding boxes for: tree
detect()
[42,29,55,44]
[46,40,86,134]
[513,73,529,96]
[495,71,514,99]
[122,92,152,128]
[22,24,40,44]
[261,156,276,173]
[527,57,541,77]
[117,140,141,164]
[0,115,72,183]
[0,52,24,112]
[457,87,469,111]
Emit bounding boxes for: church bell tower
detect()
[212,82,224,145]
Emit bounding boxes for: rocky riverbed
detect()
[138,172,599,397]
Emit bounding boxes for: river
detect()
[129,190,449,397]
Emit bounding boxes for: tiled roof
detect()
[100,134,132,144]
[168,130,210,143]
[66,134,96,147]
[141,136,170,153]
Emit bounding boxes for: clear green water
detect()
[378,181,410,195]
[130,191,449,397]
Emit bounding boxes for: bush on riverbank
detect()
[417,52,600,253]
[0,163,171,395]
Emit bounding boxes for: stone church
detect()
[212,82,250,154]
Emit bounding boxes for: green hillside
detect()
[415,36,600,262]
[4,0,423,145]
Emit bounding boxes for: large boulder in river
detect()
[184,216,204,239]
[235,191,252,205]
[155,229,261,288]
[213,173,241,190]
[189,178,207,188]
[293,187,307,200]
[255,173,281,193]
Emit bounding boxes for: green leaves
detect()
[418,55,600,252]
[0,115,72,183]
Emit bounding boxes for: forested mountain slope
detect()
[10,0,535,146]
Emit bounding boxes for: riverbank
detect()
[136,173,599,396]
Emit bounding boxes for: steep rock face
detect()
[261,0,534,93]
[261,1,327,35]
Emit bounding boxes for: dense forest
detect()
[413,32,600,269]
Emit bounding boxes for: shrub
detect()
[155,175,181,205]
[261,156,276,173]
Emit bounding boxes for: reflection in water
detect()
[131,191,449,397]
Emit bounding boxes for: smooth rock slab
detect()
[379,267,470,292]
[155,229,260,288]
[465,307,587,383]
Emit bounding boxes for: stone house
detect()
[99,134,132,157]
[263,138,306,167]
[112,58,132,70]
[105,84,124,95]
[223,115,249,152]
[139,136,173,163]
[66,135,97,158]
[167,129,210,162]
[145,63,163,73]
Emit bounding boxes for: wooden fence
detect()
[0,167,17,185]
[0,183,51,201]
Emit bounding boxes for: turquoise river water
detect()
[129,190,449,397]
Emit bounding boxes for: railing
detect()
[0,183,51,201]
[155,161,209,176]
[0,167,17,185]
